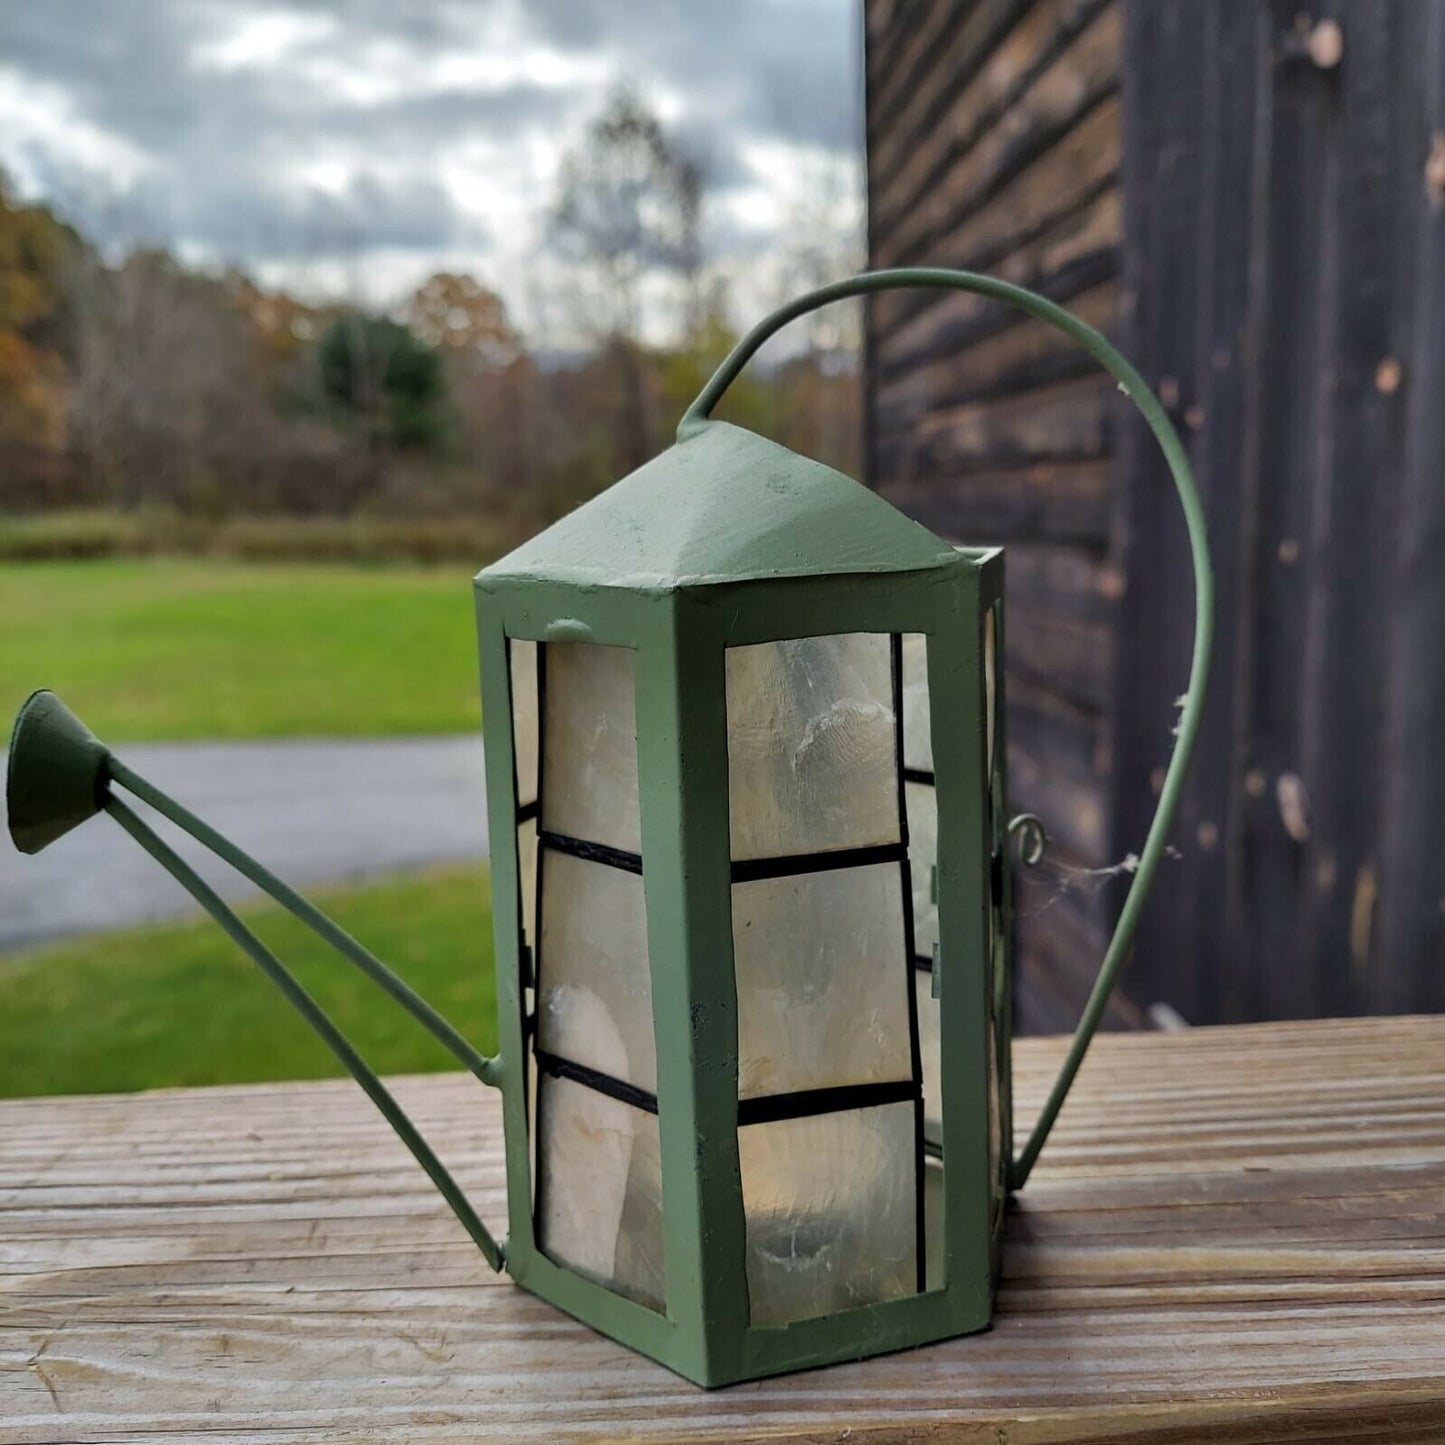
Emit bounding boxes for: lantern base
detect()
[506,1220,1004,1388]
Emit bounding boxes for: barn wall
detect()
[863,0,1135,1032]
[1115,0,1445,1023]
[866,0,1445,1030]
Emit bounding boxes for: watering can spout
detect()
[7,690,111,854]
[5,694,506,1271]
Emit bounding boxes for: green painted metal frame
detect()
[477,548,1001,1386]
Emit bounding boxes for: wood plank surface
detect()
[4,1016,1444,1441]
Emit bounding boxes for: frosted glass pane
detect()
[906,780,938,959]
[727,633,898,861]
[915,967,942,1146]
[517,817,538,949]
[901,632,932,772]
[984,608,997,782]
[542,642,640,854]
[510,639,539,808]
[987,968,1002,1219]
[924,1156,944,1290]
[537,848,655,1092]
[739,1103,917,1326]
[733,864,911,1098]
[537,1072,663,1311]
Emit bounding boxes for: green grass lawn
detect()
[0,559,484,740]
[0,865,497,1097]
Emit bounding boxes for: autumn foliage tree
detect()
[405,272,520,366]
[0,173,78,471]
[0,92,860,539]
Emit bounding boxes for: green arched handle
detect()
[683,268,1215,1190]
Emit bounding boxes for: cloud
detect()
[0,0,861,321]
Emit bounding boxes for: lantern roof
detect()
[477,421,958,591]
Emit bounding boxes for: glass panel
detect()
[905,780,938,960]
[915,967,942,1146]
[733,863,911,1098]
[510,639,539,809]
[901,632,931,772]
[739,1102,917,1327]
[985,601,1004,1220]
[542,642,641,854]
[517,816,538,950]
[924,1155,945,1290]
[537,848,655,1092]
[726,633,898,861]
[987,962,1003,1223]
[984,608,997,783]
[537,1072,663,1311]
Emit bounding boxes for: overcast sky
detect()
[0,0,864,340]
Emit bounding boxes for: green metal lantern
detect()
[5,269,1212,1388]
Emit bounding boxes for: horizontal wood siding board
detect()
[1011,876,1139,1030]
[876,186,1122,365]
[873,0,1093,233]
[1008,672,1113,774]
[876,2,1122,278]
[913,373,1115,475]
[874,279,1118,425]
[870,0,1039,187]
[865,0,933,94]
[1009,736,1110,859]
[867,21,1115,281]
[1006,541,1123,624]
[873,0,1118,242]
[877,457,1115,547]
[865,0,1125,1035]
[874,88,1121,293]
[877,241,1119,384]
[877,192,1120,376]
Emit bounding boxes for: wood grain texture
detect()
[864,0,1127,1031]
[1114,0,1445,1024]
[4,1016,1445,1441]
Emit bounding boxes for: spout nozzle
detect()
[6,690,111,854]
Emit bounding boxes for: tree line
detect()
[0,92,861,539]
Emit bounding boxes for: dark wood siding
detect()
[1115,0,1445,1023]
[866,0,1445,1029]
[864,0,1133,1032]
